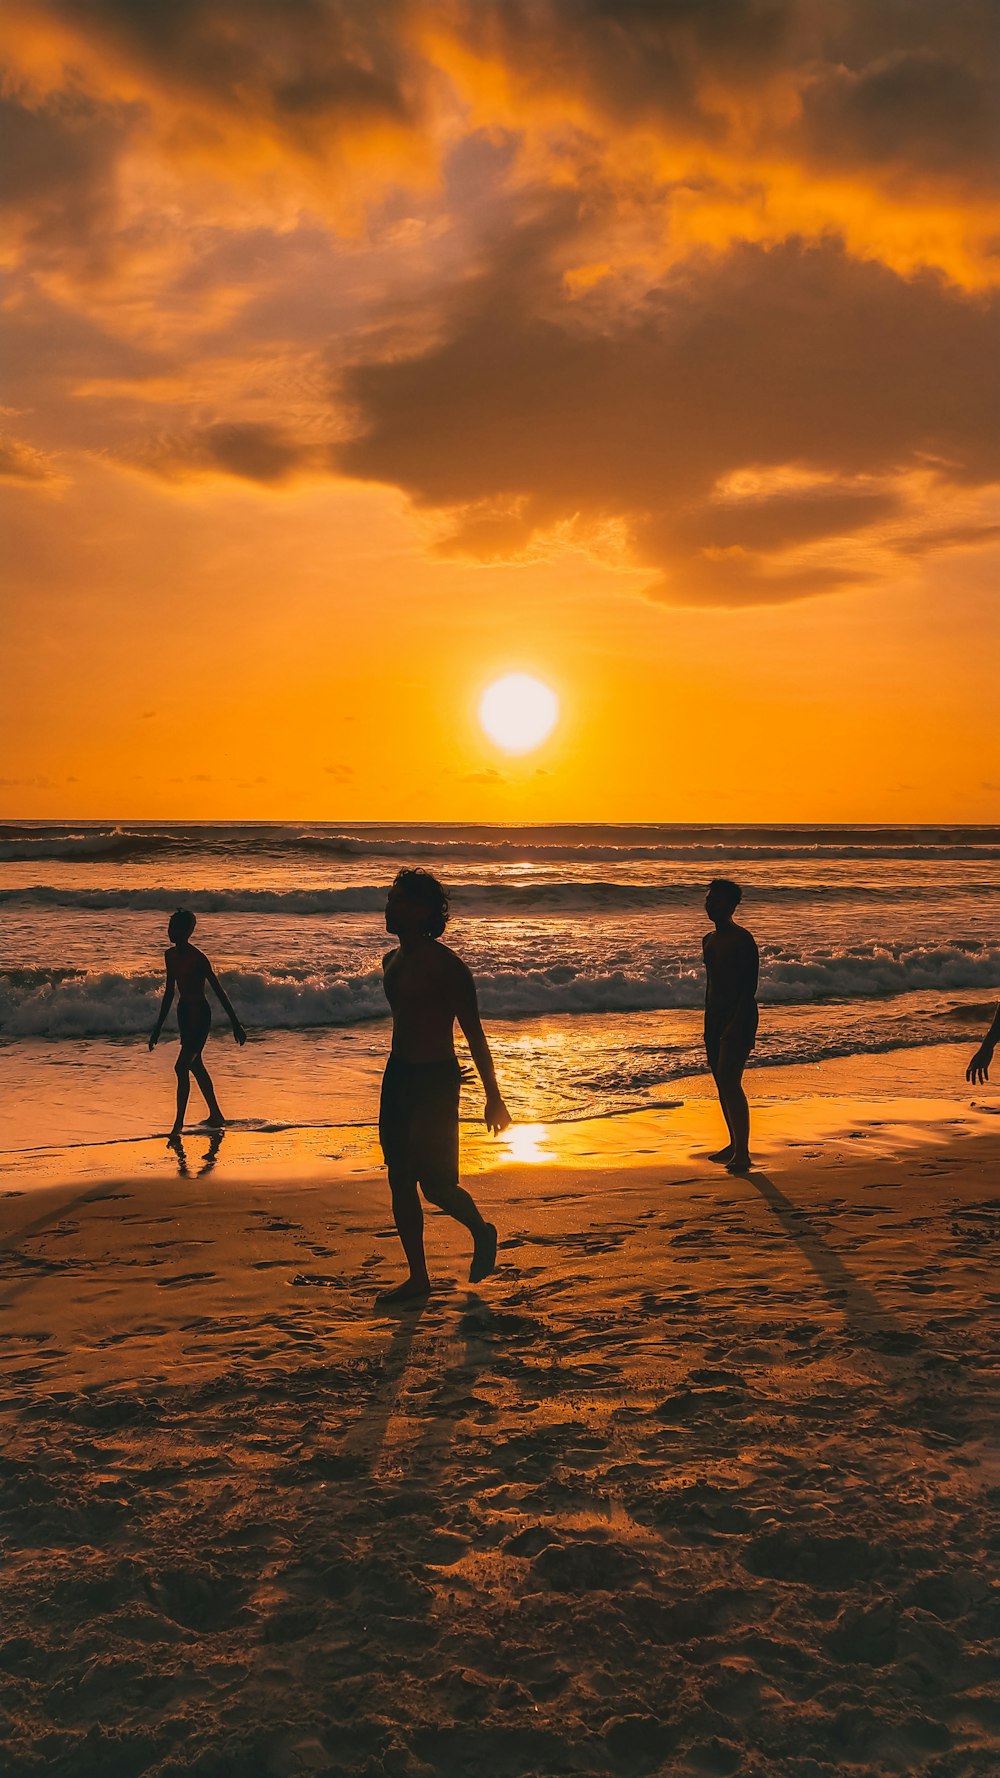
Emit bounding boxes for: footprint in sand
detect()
[155,1271,217,1289]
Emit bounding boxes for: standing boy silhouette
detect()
[148,909,246,1140]
[702,878,759,1175]
[378,868,510,1303]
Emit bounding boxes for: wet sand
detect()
[2,1046,998,1776]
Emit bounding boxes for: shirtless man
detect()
[378,867,511,1304]
[966,1004,1000,1085]
[148,909,246,1140]
[702,878,759,1175]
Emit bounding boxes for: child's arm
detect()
[206,960,247,1044]
[967,1003,1000,1084]
[148,953,175,1050]
[454,960,510,1134]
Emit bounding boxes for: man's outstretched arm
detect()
[967,1003,1000,1085]
[455,962,511,1134]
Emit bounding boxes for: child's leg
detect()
[172,1053,192,1136]
[718,1054,751,1168]
[191,1053,224,1123]
[379,1168,431,1300]
[709,1066,736,1159]
[421,1177,487,1236]
[422,1177,497,1283]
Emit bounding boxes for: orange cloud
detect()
[3,0,999,613]
[0,433,59,483]
[335,225,1000,603]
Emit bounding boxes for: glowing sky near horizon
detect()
[1,0,998,821]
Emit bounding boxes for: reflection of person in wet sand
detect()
[966,1003,1000,1084]
[148,910,246,1141]
[703,878,759,1175]
[378,868,511,1305]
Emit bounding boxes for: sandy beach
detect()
[2,1044,997,1777]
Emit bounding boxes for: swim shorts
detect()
[705,1003,758,1075]
[177,999,212,1055]
[379,1055,461,1187]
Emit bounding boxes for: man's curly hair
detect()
[391,867,450,938]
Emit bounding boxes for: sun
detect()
[479,674,559,754]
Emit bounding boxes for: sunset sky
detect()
[2,0,998,822]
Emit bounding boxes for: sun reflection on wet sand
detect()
[502,1122,555,1165]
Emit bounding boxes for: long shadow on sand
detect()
[749,1169,924,1362]
[337,1299,431,1475]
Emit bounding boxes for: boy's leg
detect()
[378,1168,431,1301]
[191,1053,224,1124]
[422,1177,497,1283]
[707,1065,736,1162]
[172,1053,192,1136]
[717,1050,751,1172]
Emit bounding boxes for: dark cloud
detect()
[0,92,135,262]
[452,0,794,130]
[337,224,1000,602]
[799,50,1000,186]
[0,435,58,483]
[4,0,999,607]
[44,0,421,138]
[450,0,1000,193]
[668,489,901,555]
[131,422,321,484]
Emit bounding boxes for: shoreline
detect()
[1,1039,994,1192]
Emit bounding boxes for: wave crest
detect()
[2,944,996,1038]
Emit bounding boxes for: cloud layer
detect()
[3,0,999,604]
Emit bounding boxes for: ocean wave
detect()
[2,944,997,1038]
[0,884,391,915]
[3,822,998,867]
[288,834,1000,865]
[4,875,998,919]
[0,830,177,863]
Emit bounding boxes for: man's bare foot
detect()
[708,1146,734,1164]
[469,1222,498,1284]
[726,1154,752,1175]
[203,1112,227,1128]
[376,1277,431,1306]
[167,1128,183,1143]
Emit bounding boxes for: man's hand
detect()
[967,1044,993,1085]
[232,1020,247,1046]
[148,1029,160,1052]
[483,1090,511,1135]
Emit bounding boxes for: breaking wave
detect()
[2,821,999,866]
[3,943,997,1038]
[3,875,998,918]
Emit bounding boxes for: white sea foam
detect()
[3,944,997,1038]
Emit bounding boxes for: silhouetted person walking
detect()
[702,878,759,1174]
[966,1003,1000,1084]
[378,868,510,1304]
[148,909,246,1140]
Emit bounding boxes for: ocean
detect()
[1,822,997,1155]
